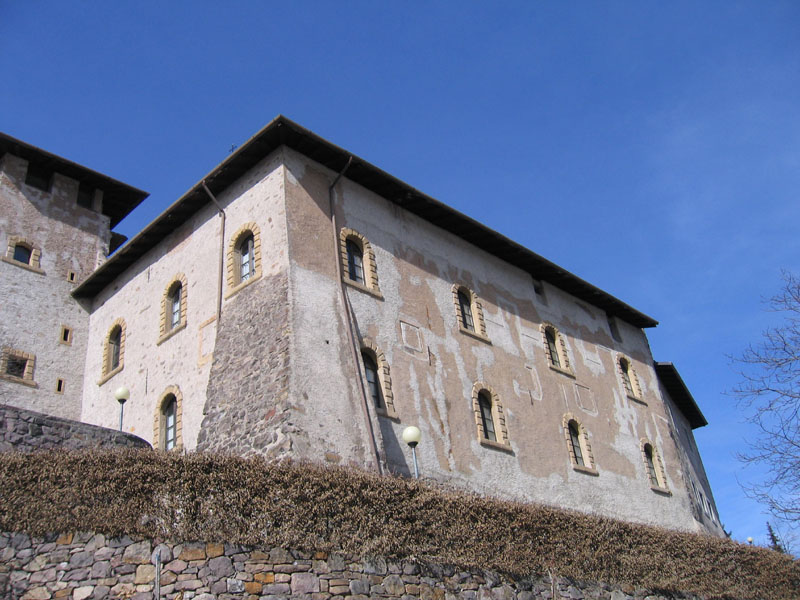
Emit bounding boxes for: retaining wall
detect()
[0,532,696,600]
[0,404,150,452]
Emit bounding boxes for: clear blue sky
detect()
[3,2,798,548]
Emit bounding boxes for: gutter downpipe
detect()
[328,158,384,475]
[202,181,225,321]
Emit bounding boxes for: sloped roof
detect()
[72,115,658,328]
[0,132,148,228]
[655,362,708,429]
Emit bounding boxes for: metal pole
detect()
[411,446,419,479]
[154,548,161,598]
[119,401,124,432]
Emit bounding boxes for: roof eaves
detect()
[73,115,659,328]
[655,362,708,429]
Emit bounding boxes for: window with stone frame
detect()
[347,239,365,284]
[542,323,572,375]
[226,223,262,297]
[0,348,36,386]
[471,383,510,450]
[452,285,489,341]
[641,439,669,492]
[339,228,381,297]
[563,414,597,474]
[154,386,183,451]
[3,236,43,273]
[362,351,384,410]
[359,339,398,418]
[617,355,643,401]
[159,274,188,343]
[99,319,126,384]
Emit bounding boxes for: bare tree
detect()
[733,272,800,548]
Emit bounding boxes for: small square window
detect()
[25,162,53,192]
[6,356,26,378]
[67,271,77,283]
[56,378,65,393]
[60,326,73,345]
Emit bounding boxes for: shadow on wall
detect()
[379,417,412,477]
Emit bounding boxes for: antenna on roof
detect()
[229,144,237,153]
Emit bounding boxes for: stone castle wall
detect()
[0,531,695,600]
[0,152,111,420]
[0,404,149,452]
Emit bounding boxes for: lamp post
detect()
[402,425,421,479]
[747,537,753,545]
[114,386,130,432]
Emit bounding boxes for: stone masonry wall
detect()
[0,404,150,452]
[197,271,292,458]
[0,531,698,600]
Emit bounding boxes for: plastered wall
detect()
[282,147,720,535]
[0,153,110,420]
[80,151,287,450]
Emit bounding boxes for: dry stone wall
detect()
[0,531,699,600]
[0,404,149,452]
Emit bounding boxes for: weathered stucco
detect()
[80,151,287,451]
[282,147,723,535]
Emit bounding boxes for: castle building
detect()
[0,117,724,536]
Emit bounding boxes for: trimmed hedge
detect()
[1,450,797,599]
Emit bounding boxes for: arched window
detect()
[108,327,121,371]
[452,285,489,341]
[478,391,496,442]
[154,386,183,451]
[542,324,572,375]
[238,234,255,282]
[568,421,584,467]
[641,439,668,491]
[359,340,397,418]
[4,236,43,273]
[159,275,188,343]
[458,289,475,331]
[545,327,561,368]
[100,318,126,383]
[339,228,381,296]
[362,351,384,410]
[563,414,596,473]
[162,394,178,450]
[471,383,510,448]
[226,223,262,296]
[618,356,643,400]
[13,244,31,265]
[347,239,365,284]
[169,284,182,330]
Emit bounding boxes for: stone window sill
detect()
[479,438,513,454]
[459,326,491,345]
[0,373,37,388]
[343,278,383,300]
[377,408,400,421]
[549,364,576,379]
[98,365,123,386]
[157,321,187,346]
[1,256,44,275]
[650,485,672,496]
[573,464,599,476]
[225,272,261,299]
